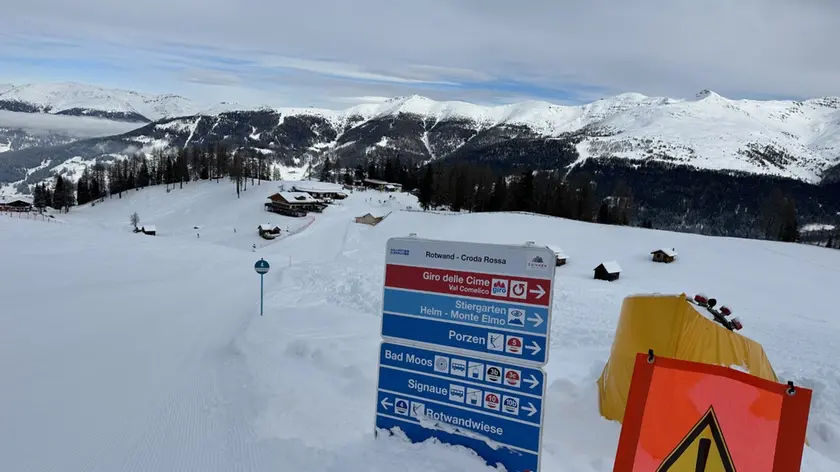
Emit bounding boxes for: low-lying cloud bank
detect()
[0,111,142,138]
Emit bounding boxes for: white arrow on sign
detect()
[380,397,393,410]
[525,341,541,356]
[527,313,544,328]
[524,374,540,390]
[523,402,538,417]
[529,284,546,299]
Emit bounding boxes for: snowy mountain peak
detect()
[694,88,722,100]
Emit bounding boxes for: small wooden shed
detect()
[141,225,157,236]
[354,212,390,226]
[258,224,281,239]
[594,261,621,281]
[354,213,384,226]
[651,248,678,263]
[546,245,568,266]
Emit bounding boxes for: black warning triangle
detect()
[656,406,737,472]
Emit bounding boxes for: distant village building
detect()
[594,261,621,281]
[651,248,678,263]
[291,185,348,201]
[362,179,402,192]
[354,212,388,226]
[141,225,157,236]
[258,224,282,239]
[265,192,326,217]
[0,198,33,212]
[546,245,568,266]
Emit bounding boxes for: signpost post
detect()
[375,236,556,472]
[254,258,270,316]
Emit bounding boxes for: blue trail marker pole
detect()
[254,258,270,316]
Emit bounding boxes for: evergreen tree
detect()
[138,155,151,188]
[177,147,189,189]
[33,183,47,210]
[489,176,507,212]
[76,169,91,205]
[320,156,332,182]
[511,170,534,212]
[257,150,265,185]
[597,201,613,224]
[418,164,434,210]
[231,151,243,198]
[53,176,66,211]
[778,196,798,242]
[450,166,467,212]
[367,161,379,180]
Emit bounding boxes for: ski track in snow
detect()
[1,180,838,471]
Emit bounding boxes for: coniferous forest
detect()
[26,145,840,248]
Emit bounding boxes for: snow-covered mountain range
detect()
[247,90,840,183]
[2,82,840,195]
[0,82,239,123]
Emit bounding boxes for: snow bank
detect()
[2,181,838,471]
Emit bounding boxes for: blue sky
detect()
[1,0,838,109]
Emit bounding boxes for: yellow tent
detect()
[597,293,779,423]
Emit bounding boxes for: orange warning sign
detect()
[613,352,812,472]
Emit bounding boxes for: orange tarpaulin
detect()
[613,353,812,472]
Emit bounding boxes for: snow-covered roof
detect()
[546,244,567,257]
[292,183,343,193]
[275,192,318,204]
[358,212,386,219]
[364,178,401,186]
[259,224,280,231]
[0,197,33,205]
[598,261,621,273]
[801,223,835,232]
[142,225,157,232]
[652,248,678,257]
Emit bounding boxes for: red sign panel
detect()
[384,264,551,306]
[613,353,812,472]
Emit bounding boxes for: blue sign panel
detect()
[383,288,549,335]
[375,237,556,472]
[382,313,547,365]
[254,258,270,274]
[376,342,546,472]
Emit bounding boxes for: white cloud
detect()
[333,96,393,104]
[0,111,143,137]
[178,68,242,87]
[0,0,838,108]
[253,56,458,85]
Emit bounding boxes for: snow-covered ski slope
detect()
[1,180,838,471]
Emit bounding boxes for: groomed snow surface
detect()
[1,180,839,471]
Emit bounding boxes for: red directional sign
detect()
[384,264,552,306]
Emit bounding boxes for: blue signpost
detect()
[254,258,270,316]
[375,237,556,472]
